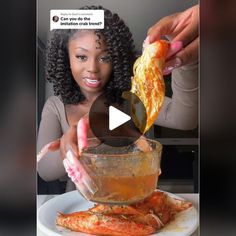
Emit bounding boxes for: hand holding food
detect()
[147,4,199,73]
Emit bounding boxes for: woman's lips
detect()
[83,77,101,88]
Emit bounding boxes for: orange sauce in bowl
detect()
[79,138,162,204]
[90,171,160,204]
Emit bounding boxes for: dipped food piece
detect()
[123,40,170,133]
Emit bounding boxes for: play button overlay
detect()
[109,106,131,131]
[89,92,147,147]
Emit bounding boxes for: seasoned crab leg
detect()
[132,190,192,225]
[56,211,156,236]
[89,204,143,215]
[56,190,192,235]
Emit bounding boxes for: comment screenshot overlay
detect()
[50,9,104,30]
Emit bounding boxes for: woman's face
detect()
[68,30,112,99]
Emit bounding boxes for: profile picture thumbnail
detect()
[52,15,59,23]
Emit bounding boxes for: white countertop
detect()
[37,193,199,236]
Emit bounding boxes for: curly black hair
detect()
[46,5,137,105]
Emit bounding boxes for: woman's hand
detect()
[37,116,89,162]
[37,116,98,199]
[60,116,89,159]
[147,4,199,74]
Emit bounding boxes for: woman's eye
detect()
[99,55,111,63]
[76,55,87,61]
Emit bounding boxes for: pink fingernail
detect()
[163,57,182,75]
[142,36,150,49]
[166,41,183,59]
[77,117,89,133]
[63,159,70,170]
[71,176,76,182]
[171,41,183,51]
[77,118,89,154]
[67,168,73,174]
[68,172,73,178]
[75,171,81,180]
[37,143,51,162]
[66,150,76,165]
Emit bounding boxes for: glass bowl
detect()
[79,137,162,204]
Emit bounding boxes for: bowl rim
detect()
[82,137,162,158]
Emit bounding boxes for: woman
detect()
[37,6,198,192]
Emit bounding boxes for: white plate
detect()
[37,190,198,236]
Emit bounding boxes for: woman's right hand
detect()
[37,116,89,162]
[147,4,199,74]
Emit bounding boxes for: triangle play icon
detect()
[109,106,131,131]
